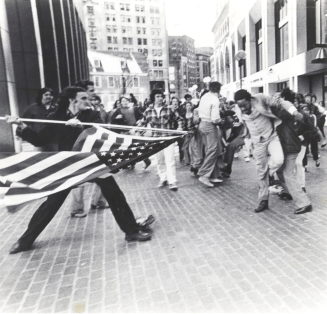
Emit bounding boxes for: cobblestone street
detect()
[0,148,327,313]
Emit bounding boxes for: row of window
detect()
[152,59,163,67]
[94,76,140,88]
[150,70,164,79]
[102,3,160,13]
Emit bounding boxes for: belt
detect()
[200,118,213,122]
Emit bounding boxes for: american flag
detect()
[0,127,181,208]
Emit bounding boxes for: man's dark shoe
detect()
[294,205,312,215]
[254,200,269,213]
[278,191,293,201]
[125,230,152,242]
[9,241,33,254]
[136,215,155,232]
[190,167,198,177]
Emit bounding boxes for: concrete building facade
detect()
[195,47,213,90]
[211,0,327,104]
[88,50,149,109]
[82,0,169,94]
[0,0,89,152]
[168,35,197,99]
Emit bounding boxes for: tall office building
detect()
[82,0,169,93]
[168,35,197,98]
[0,0,89,152]
[195,47,213,90]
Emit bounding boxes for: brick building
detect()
[88,50,149,109]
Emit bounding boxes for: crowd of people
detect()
[5,79,327,253]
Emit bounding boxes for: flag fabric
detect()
[0,126,182,208]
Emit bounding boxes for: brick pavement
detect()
[0,146,327,313]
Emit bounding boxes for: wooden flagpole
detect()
[0,116,188,135]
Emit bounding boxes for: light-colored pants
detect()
[197,121,223,178]
[70,183,95,213]
[295,146,307,189]
[189,129,203,169]
[253,135,284,202]
[156,143,176,184]
[243,138,253,158]
[278,153,311,208]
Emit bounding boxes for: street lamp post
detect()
[121,59,129,95]
[235,50,246,89]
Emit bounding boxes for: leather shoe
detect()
[254,200,269,213]
[294,205,312,215]
[125,230,152,242]
[278,191,293,201]
[9,241,32,254]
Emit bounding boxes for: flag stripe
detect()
[4,164,108,206]
[0,153,47,175]
[17,153,95,186]
[0,152,40,170]
[8,160,109,195]
[3,152,82,182]
[29,154,99,189]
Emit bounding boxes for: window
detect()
[152,49,157,56]
[143,38,147,45]
[94,60,101,67]
[307,0,327,49]
[142,27,146,34]
[107,36,112,44]
[137,27,141,34]
[275,0,289,62]
[133,77,139,87]
[113,37,118,44]
[87,6,94,14]
[255,20,263,71]
[106,14,116,22]
[95,76,101,88]
[241,36,247,77]
[120,3,130,11]
[157,49,162,56]
[158,70,163,78]
[153,60,158,66]
[128,38,133,45]
[158,60,163,67]
[108,76,115,87]
[123,37,127,44]
[137,38,142,45]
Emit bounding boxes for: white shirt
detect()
[198,92,220,123]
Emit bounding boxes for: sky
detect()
[165,0,217,48]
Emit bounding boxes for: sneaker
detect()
[209,178,223,183]
[71,209,87,218]
[158,180,168,188]
[198,176,214,188]
[316,159,320,167]
[168,183,178,191]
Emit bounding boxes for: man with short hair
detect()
[234,89,301,213]
[197,81,224,187]
[6,86,154,254]
[142,89,180,191]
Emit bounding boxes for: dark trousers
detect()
[317,116,326,138]
[310,140,319,161]
[223,135,245,174]
[19,176,138,245]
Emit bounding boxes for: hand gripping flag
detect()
[0,126,182,209]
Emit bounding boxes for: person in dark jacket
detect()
[18,87,58,151]
[111,96,151,169]
[6,86,154,254]
[273,89,316,215]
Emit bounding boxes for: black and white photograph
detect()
[0,0,327,313]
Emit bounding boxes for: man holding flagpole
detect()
[4,86,160,254]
